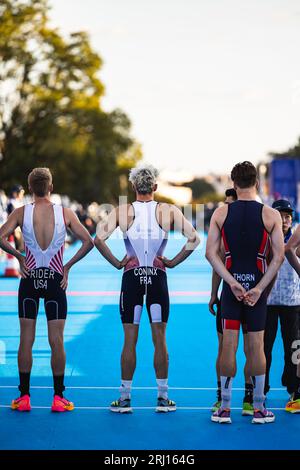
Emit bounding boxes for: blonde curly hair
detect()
[129,164,159,195]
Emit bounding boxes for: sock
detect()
[120,380,132,401]
[217,380,221,402]
[221,376,233,410]
[19,372,31,397]
[252,375,266,411]
[53,375,65,398]
[244,382,253,403]
[156,378,168,399]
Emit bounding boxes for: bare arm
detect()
[211,268,222,297]
[264,246,277,298]
[244,209,285,306]
[256,211,284,292]
[64,209,94,271]
[0,208,28,276]
[0,208,23,260]
[159,205,200,268]
[60,208,94,289]
[208,245,225,315]
[94,207,128,269]
[285,225,300,276]
[205,207,246,301]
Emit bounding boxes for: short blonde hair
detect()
[28,168,52,197]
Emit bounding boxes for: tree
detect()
[183,178,216,201]
[269,137,300,160]
[0,0,141,203]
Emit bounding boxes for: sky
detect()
[49,0,300,177]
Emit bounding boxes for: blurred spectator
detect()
[7,185,25,252]
[0,190,7,226]
[7,185,25,214]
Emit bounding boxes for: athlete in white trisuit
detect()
[0,168,93,412]
[95,164,200,413]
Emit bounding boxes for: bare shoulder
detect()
[118,203,133,217]
[12,206,25,225]
[62,207,76,225]
[118,203,133,231]
[262,205,282,232]
[211,204,228,228]
[157,202,174,212]
[159,203,185,227]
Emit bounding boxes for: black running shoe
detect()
[110,398,132,413]
[156,398,176,413]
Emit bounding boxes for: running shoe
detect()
[211,408,231,424]
[242,401,254,416]
[285,397,300,414]
[252,408,275,424]
[11,394,31,412]
[211,400,221,412]
[110,398,132,413]
[51,395,74,412]
[156,398,176,413]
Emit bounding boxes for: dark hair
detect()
[231,161,257,189]
[225,188,237,200]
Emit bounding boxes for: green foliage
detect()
[193,193,224,204]
[0,0,140,203]
[183,178,216,200]
[269,136,300,160]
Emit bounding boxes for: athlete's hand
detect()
[157,256,176,268]
[243,287,262,307]
[208,295,219,315]
[60,266,70,290]
[117,255,131,270]
[230,282,246,301]
[18,255,29,278]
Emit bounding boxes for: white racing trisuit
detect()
[120,200,169,324]
[18,203,67,321]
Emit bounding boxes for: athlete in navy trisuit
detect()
[0,168,94,412]
[206,161,284,424]
[209,188,254,416]
[94,164,200,413]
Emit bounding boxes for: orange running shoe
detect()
[285,398,300,414]
[11,394,31,412]
[51,395,74,412]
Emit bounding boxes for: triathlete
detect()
[94,164,200,413]
[206,161,284,424]
[0,168,94,412]
[209,188,254,416]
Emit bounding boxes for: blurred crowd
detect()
[0,185,101,250]
[1,185,298,247]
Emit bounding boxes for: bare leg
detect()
[151,322,168,379]
[216,332,223,380]
[18,318,36,373]
[243,333,252,383]
[121,324,139,380]
[247,331,266,411]
[220,329,239,377]
[247,331,266,376]
[48,320,66,375]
